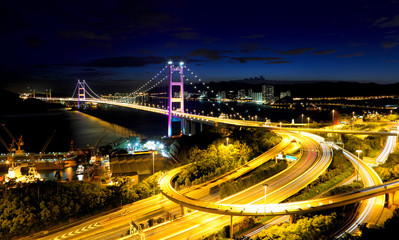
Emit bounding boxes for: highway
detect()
[333,147,385,237]
[156,132,399,239]
[244,135,394,238]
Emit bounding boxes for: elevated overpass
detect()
[158,163,398,218]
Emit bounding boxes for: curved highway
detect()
[158,139,396,218]
[142,131,331,239]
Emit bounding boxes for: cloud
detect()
[277,47,315,55]
[313,49,336,55]
[338,51,364,58]
[188,48,223,61]
[381,42,398,48]
[373,15,399,28]
[239,42,263,53]
[231,57,283,63]
[49,56,167,68]
[265,60,291,64]
[59,30,111,40]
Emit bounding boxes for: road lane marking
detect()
[163,224,200,239]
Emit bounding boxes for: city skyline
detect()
[1,0,399,94]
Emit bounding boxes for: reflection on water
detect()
[0,166,78,181]
[39,166,77,181]
[67,110,136,148]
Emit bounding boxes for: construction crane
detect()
[91,129,107,156]
[37,130,56,161]
[1,124,24,155]
[0,135,13,160]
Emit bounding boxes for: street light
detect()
[301,114,304,125]
[152,151,155,175]
[307,117,310,127]
[263,183,269,229]
[356,150,362,181]
[226,137,229,146]
[332,110,335,131]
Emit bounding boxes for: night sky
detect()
[1,0,399,95]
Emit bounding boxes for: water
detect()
[39,166,77,181]
[0,108,166,180]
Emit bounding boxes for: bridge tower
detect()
[77,80,86,109]
[168,61,185,137]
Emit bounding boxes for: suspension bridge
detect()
[40,62,398,137]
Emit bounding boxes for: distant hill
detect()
[0,89,65,116]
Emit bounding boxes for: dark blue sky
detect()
[1,0,399,94]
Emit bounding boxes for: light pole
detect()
[301,114,304,125]
[279,122,282,128]
[352,111,355,130]
[152,151,155,175]
[332,110,335,132]
[307,117,310,127]
[263,183,268,229]
[226,137,229,146]
[356,150,362,181]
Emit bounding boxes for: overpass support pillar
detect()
[380,136,384,148]
[200,123,203,132]
[191,121,196,135]
[230,215,234,239]
[289,214,297,224]
[181,119,186,135]
[180,205,186,216]
[388,192,395,208]
[183,120,190,135]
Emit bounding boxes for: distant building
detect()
[280,90,291,99]
[248,89,253,98]
[252,92,263,102]
[238,89,246,99]
[216,91,227,99]
[115,92,130,97]
[262,85,274,103]
[200,90,208,98]
[183,91,192,99]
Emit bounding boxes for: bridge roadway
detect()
[47,97,397,136]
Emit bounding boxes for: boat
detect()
[5,162,43,183]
